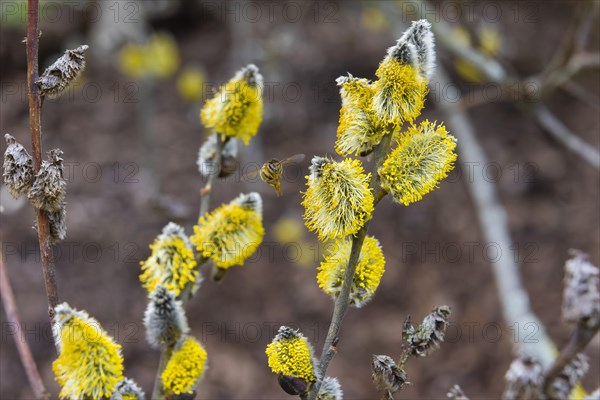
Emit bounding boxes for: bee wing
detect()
[280,154,306,166]
[241,165,262,181]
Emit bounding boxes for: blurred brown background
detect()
[1,0,599,399]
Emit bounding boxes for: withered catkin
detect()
[36,45,88,99]
[28,149,66,212]
[3,134,34,198]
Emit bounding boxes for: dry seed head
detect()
[28,149,66,212]
[372,355,410,396]
[447,385,469,400]
[502,356,543,400]
[144,285,189,349]
[408,305,451,357]
[197,135,239,178]
[110,378,145,400]
[562,251,600,328]
[35,205,67,243]
[3,134,34,198]
[317,376,343,400]
[36,45,88,99]
[546,353,589,400]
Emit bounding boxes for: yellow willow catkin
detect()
[266,326,317,383]
[302,157,374,240]
[379,120,457,206]
[161,336,208,395]
[201,64,263,144]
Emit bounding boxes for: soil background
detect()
[1,1,599,399]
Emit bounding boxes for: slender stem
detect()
[543,320,600,396]
[0,254,50,400]
[309,129,393,400]
[151,134,224,399]
[26,0,59,321]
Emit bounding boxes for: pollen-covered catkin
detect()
[302,157,373,240]
[3,134,34,198]
[28,149,66,212]
[52,303,124,400]
[144,285,189,349]
[161,336,208,396]
[317,236,385,307]
[379,120,457,206]
[200,64,263,144]
[266,326,318,388]
[36,45,88,99]
[546,353,589,400]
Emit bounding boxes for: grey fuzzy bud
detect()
[144,285,189,349]
[3,134,34,198]
[36,45,88,99]
[409,305,451,357]
[447,385,469,400]
[197,135,238,178]
[546,353,589,400]
[309,156,331,180]
[386,41,419,68]
[47,205,67,243]
[502,356,543,400]
[274,325,302,341]
[110,378,145,400]
[317,376,343,400]
[372,355,409,398]
[233,192,263,216]
[236,64,263,88]
[28,149,66,212]
[563,251,600,329]
[398,20,436,79]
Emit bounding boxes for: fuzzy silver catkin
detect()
[398,20,436,79]
[28,149,66,212]
[317,376,343,400]
[408,305,452,356]
[110,378,145,400]
[502,356,543,400]
[546,353,589,400]
[371,355,409,396]
[144,285,189,349]
[36,45,88,99]
[3,134,34,198]
[562,251,600,328]
[233,192,263,216]
[447,385,469,400]
[197,134,238,178]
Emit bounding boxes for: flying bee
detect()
[243,154,305,196]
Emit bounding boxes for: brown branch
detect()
[309,128,393,400]
[543,320,599,396]
[0,253,50,400]
[26,0,59,321]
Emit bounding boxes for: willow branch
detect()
[543,320,600,396]
[0,255,50,400]
[433,67,555,367]
[309,128,393,400]
[26,0,59,321]
[529,105,600,170]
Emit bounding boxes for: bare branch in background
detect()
[0,254,49,400]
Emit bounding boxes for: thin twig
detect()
[26,0,59,321]
[529,105,600,170]
[151,134,224,399]
[0,254,50,400]
[309,128,393,400]
[433,67,556,367]
[543,320,600,396]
